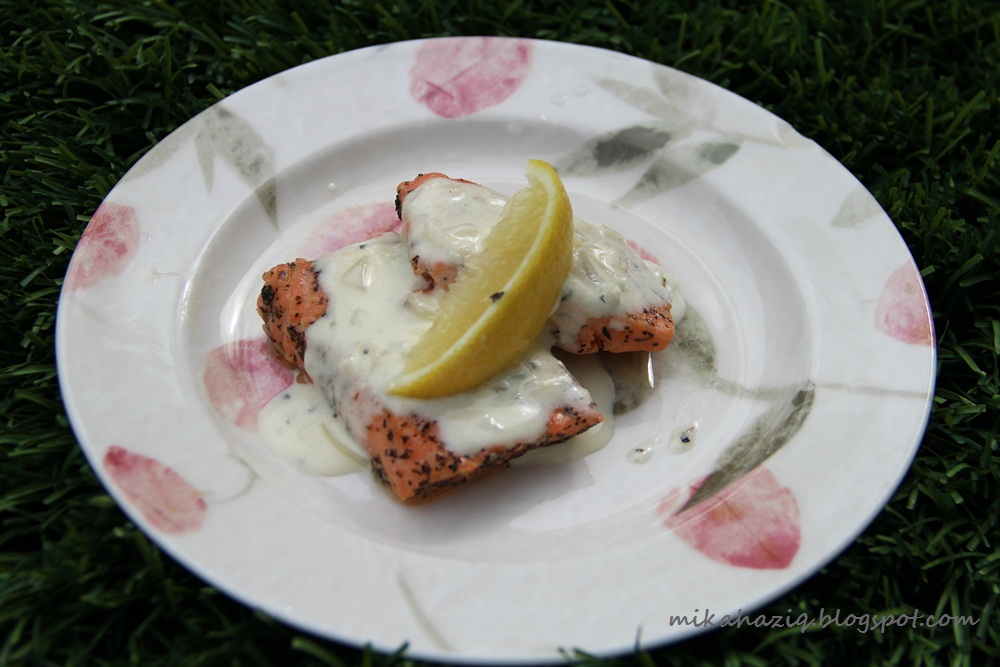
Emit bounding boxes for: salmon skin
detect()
[396,173,676,355]
[258,243,603,503]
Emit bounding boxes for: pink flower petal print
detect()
[65,202,140,291]
[410,37,532,118]
[296,201,401,257]
[203,338,295,430]
[103,445,206,533]
[658,467,800,569]
[874,262,933,346]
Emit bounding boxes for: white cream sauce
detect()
[403,178,686,348]
[626,423,699,464]
[259,347,618,475]
[405,178,506,267]
[302,234,598,459]
[258,381,366,475]
[258,177,685,477]
[516,353,616,465]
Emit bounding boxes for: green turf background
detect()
[2,1,998,665]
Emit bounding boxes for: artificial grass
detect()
[1,1,997,665]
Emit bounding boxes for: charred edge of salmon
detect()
[560,305,675,355]
[257,259,328,381]
[410,255,458,292]
[395,172,476,219]
[367,403,603,503]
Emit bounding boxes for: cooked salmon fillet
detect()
[364,389,601,501]
[396,173,676,354]
[258,240,603,502]
[555,307,675,354]
[257,258,328,381]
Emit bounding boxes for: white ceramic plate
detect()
[56,38,935,663]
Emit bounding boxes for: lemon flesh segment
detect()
[390,159,574,398]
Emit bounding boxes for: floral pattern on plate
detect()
[875,262,934,346]
[103,446,207,534]
[204,338,295,431]
[658,466,800,570]
[410,37,533,118]
[56,38,936,662]
[65,202,140,291]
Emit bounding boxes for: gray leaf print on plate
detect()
[195,106,278,225]
[680,385,814,512]
[562,75,743,204]
[670,304,717,376]
[596,77,678,119]
[555,123,674,176]
[617,140,740,206]
[664,305,815,513]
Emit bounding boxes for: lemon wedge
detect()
[389,159,574,398]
